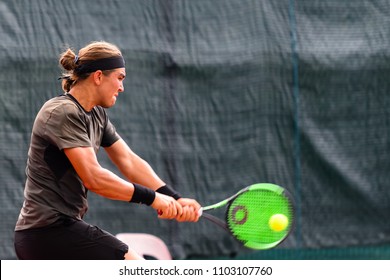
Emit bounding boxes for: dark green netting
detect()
[1,0,389,259]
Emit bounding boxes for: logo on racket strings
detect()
[231,205,248,225]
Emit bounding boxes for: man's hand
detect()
[175,198,202,222]
[152,192,183,219]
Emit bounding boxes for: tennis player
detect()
[14,41,201,260]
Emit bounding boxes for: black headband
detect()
[74,56,125,75]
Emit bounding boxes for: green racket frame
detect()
[201,183,294,250]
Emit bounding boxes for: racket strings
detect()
[226,189,294,248]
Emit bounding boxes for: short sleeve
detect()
[101,118,120,147]
[44,103,91,150]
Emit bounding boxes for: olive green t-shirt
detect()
[15,94,120,230]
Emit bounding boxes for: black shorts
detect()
[14,216,128,260]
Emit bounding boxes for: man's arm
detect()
[104,139,165,190]
[63,146,182,218]
[104,139,201,222]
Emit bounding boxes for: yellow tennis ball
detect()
[269,214,289,232]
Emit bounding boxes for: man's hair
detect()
[59,41,123,92]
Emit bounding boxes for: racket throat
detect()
[201,212,228,230]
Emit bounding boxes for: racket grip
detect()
[158,208,203,216]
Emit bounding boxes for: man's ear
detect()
[92,70,103,85]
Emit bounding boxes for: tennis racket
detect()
[199,183,294,250]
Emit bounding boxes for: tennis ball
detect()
[268,214,289,232]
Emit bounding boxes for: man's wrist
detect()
[156,185,182,200]
[129,184,156,205]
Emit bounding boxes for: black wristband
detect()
[156,185,182,200]
[129,184,156,205]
